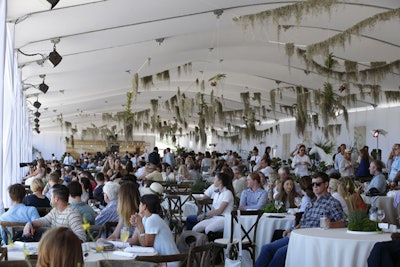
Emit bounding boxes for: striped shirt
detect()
[36,205,86,242]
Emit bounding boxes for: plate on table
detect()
[346,230,381,235]
[88,241,115,251]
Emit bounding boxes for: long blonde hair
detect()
[117,182,140,226]
[37,227,83,267]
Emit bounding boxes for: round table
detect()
[286,228,392,267]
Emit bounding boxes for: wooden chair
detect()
[105,221,118,237]
[213,209,264,265]
[135,253,188,267]
[0,247,7,261]
[0,222,26,244]
[187,243,214,267]
[98,260,158,267]
[36,207,52,217]
[164,194,187,239]
[0,260,35,267]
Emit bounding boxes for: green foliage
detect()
[262,203,286,213]
[191,183,207,193]
[347,210,379,232]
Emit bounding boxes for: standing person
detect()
[255,172,346,267]
[0,184,40,244]
[148,147,161,165]
[239,172,268,210]
[129,194,179,258]
[164,147,175,167]
[340,149,354,177]
[388,144,400,182]
[355,148,371,180]
[291,144,311,177]
[63,152,74,166]
[23,184,86,242]
[249,147,262,172]
[201,151,213,173]
[334,144,346,171]
[191,173,234,236]
[262,146,272,162]
[36,227,83,267]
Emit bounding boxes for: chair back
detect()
[98,260,158,267]
[230,210,263,245]
[177,230,208,253]
[187,243,213,267]
[135,253,188,266]
[164,194,186,238]
[86,225,105,241]
[0,247,7,261]
[0,222,26,244]
[0,260,35,267]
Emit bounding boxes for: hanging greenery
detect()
[295,86,308,136]
[385,91,400,103]
[285,43,295,68]
[141,75,153,89]
[253,92,261,106]
[64,121,72,132]
[240,92,250,114]
[132,73,139,101]
[150,99,158,115]
[125,92,133,121]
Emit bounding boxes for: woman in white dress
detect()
[291,145,311,177]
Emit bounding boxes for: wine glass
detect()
[274,200,283,213]
[120,226,130,249]
[294,197,302,209]
[377,209,386,222]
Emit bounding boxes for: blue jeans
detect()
[254,237,289,267]
[186,214,198,230]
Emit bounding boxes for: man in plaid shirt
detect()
[255,172,346,267]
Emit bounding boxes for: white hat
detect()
[141,182,164,196]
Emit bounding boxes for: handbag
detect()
[224,210,242,267]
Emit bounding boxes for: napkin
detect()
[112,251,137,258]
[108,241,129,249]
[124,246,156,254]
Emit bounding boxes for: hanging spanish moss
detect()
[285,43,295,68]
[141,75,153,89]
[241,92,250,114]
[132,73,139,101]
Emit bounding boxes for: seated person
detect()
[255,172,346,267]
[37,227,84,267]
[95,181,120,226]
[130,194,179,266]
[365,160,387,195]
[0,183,40,244]
[68,181,96,224]
[23,184,86,242]
[93,172,106,206]
[190,173,234,236]
[23,178,51,208]
[239,172,268,210]
[43,172,62,200]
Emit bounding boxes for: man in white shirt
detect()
[260,158,274,178]
[164,148,175,167]
[63,152,74,165]
[334,144,346,171]
[249,146,262,172]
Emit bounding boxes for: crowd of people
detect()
[0,142,399,266]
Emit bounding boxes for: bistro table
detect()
[5,241,157,267]
[285,228,392,267]
[223,212,295,265]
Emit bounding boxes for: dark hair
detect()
[313,172,329,183]
[95,172,105,182]
[299,176,315,199]
[52,184,69,202]
[371,160,385,172]
[9,183,26,203]
[141,194,161,214]
[253,146,259,152]
[216,172,235,196]
[67,181,82,198]
[221,166,234,179]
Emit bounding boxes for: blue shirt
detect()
[367,173,387,194]
[300,193,345,228]
[239,188,268,210]
[0,203,40,244]
[95,199,119,226]
[389,156,400,181]
[69,200,96,225]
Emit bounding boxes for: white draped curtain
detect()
[1,2,33,208]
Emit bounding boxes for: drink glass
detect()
[120,226,130,248]
[274,200,283,213]
[377,209,386,222]
[95,239,104,253]
[294,197,302,209]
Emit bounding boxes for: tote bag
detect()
[224,210,242,267]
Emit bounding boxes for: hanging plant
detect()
[64,121,72,132]
[125,92,133,121]
[240,92,250,114]
[385,91,400,103]
[285,43,295,68]
[132,73,139,101]
[324,52,338,70]
[70,135,75,148]
[200,80,205,91]
[270,90,276,113]
[150,99,158,115]
[208,73,226,87]
[141,75,153,89]
[253,92,261,106]
[295,86,308,136]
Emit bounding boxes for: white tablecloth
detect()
[223,213,295,265]
[286,228,392,267]
[6,242,157,267]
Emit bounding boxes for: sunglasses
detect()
[312,182,324,187]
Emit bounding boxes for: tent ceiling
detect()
[7,0,400,140]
